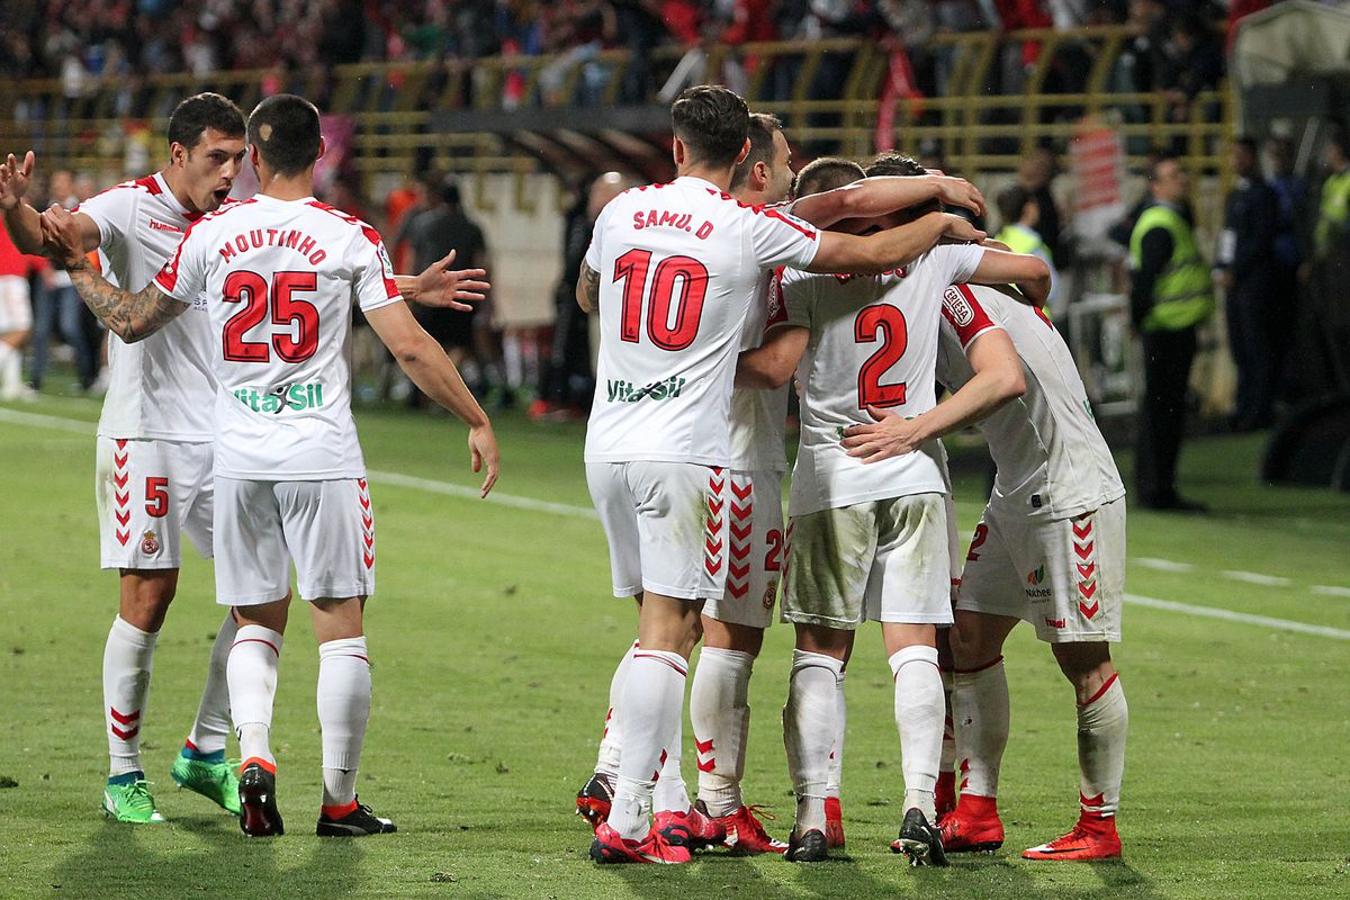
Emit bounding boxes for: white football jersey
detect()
[583,176,820,466]
[153,194,402,480]
[778,242,984,517]
[936,283,1125,520]
[78,173,217,441]
[728,268,789,474]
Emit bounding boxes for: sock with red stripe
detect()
[228,624,284,769]
[1077,673,1127,819]
[317,637,371,811]
[183,611,238,759]
[608,649,687,841]
[653,706,691,814]
[595,640,638,781]
[784,649,842,835]
[889,645,943,821]
[689,646,754,817]
[952,656,1009,800]
[103,616,157,779]
[826,666,846,801]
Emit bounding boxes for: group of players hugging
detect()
[0,81,1125,865]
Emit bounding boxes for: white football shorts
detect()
[0,275,33,332]
[214,476,376,606]
[956,497,1125,643]
[702,469,785,629]
[586,460,729,601]
[782,492,952,629]
[95,436,213,569]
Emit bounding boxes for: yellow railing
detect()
[0,26,1234,184]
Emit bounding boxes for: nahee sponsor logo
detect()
[1024,564,1052,599]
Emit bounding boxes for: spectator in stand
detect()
[29,169,97,393]
[1156,12,1224,130]
[1214,137,1279,431]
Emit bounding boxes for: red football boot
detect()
[590,823,692,864]
[655,805,726,850]
[1022,814,1122,861]
[710,804,788,855]
[575,773,613,832]
[935,770,957,819]
[939,794,1004,853]
[823,796,845,849]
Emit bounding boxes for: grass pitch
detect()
[2,391,1348,899]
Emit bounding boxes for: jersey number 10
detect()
[613,249,709,352]
[222,270,320,364]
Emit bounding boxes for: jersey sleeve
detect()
[777,268,815,332]
[941,284,1002,349]
[74,185,135,256]
[940,241,986,286]
[152,225,206,306]
[748,205,820,271]
[353,231,403,313]
[583,203,609,272]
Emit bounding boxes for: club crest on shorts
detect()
[763,581,778,610]
[942,285,976,326]
[140,530,161,556]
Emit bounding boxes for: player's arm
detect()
[967,248,1052,309]
[576,262,600,313]
[1,151,101,254]
[42,205,184,342]
[806,212,985,276]
[393,248,491,311]
[791,175,986,229]
[842,328,1024,463]
[364,301,499,498]
[736,325,809,389]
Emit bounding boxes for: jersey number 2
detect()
[613,249,708,352]
[223,270,320,363]
[854,304,909,409]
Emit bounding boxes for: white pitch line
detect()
[1134,556,1197,573]
[4,405,1348,641]
[1312,585,1350,599]
[1220,570,1293,588]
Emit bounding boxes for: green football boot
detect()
[171,751,242,816]
[102,778,166,824]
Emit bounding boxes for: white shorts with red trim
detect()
[702,469,786,629]
[956,497,1125,643]
[0,275,32,332]
[95,436,213,570]
[213,476,376,606]
[586,461,728,601]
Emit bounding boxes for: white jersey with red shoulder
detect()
[778,242,984,516]
[936,283,1125,519]
[153,194,402,481]
[77,172,219,441]
[582,175,820,466]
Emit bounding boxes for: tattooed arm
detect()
[43,205,187,342]
[575,262,600,313]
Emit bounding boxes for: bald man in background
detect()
[533,172,633,420]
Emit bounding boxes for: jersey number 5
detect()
[613,249,708,352]
[223,270,320,364]
[854,303,908,409]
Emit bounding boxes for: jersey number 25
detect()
[223,270,320,364]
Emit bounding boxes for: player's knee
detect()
[793,623,851,660]
[118,570,179,632]
[1051,641,1113,696]
[701,615,763,656]
[948,613,999,670]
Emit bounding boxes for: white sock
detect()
[783,649,843,834]
[952,656,1009,798]
[317,637,371,810]
[826,667,846,799]
[653,706,691,814]
[228,624,284,768]
[609,649,687,840]
[1078,674,1128,818]
[103,616,157,778]
[689,646,754,817]
[889,645,944,821]
[185,612,238,756]
[596,640,638,780]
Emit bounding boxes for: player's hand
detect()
[414,249,491,311]
[940,214,986,245]
[468,423,500,498]
[38,204,86,269]
[931,175,986,218]
[841,406,929,463]
[0,151,35,211]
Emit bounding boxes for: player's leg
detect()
[0,275,34,400]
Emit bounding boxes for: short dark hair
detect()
[1235,135,1259,156]
[1148,151,1181,181]
[864,151,927,178]
[167,92,245,151]
[671,85,750,169]
[730,113,783,192]
[438,176,461,206]
[793,157,864,199]
[247,94,323,177]
[997,185,1034,224]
